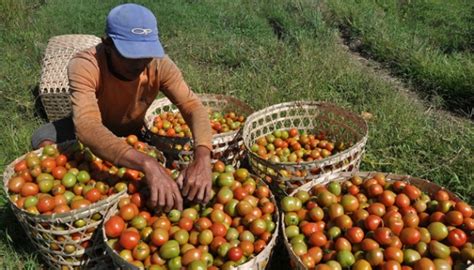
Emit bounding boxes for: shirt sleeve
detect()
[68,56,132,164]
[158,56,213,151]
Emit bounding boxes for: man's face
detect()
[108,42,152,81]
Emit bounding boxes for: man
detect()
[31,3,213,212]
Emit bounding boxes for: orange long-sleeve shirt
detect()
[68,43,212,164]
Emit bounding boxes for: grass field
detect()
[0,0,473,267]
[325,0,474,116]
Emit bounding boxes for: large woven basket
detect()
[242,101,368,195]
[282,171,471,270]
[39,34,101,121]
[103,174,280,270]
[144,94,254,167]
[2,141,127,269]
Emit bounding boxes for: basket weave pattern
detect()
[103,175,280,270]
[39,34,101,121]
[144,94,254,167]
[2,142,126,269]
[242,101,368,194]
[282,171,463,270]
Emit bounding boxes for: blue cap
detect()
[106,4,164,59]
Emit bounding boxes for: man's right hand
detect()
[142,159,183,212]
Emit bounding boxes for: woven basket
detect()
[2,141,128,269]
[144,94,254,168]
[242,101,368,195]
[103,174,280,270]
[39,34,101,121]
[282,171,469,270]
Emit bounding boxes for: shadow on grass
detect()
[0,205,41,262]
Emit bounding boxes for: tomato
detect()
[365,215,382,231]
[447,228,467,247]
[386,216,404,236]
[317,191,337,207]
[336,250,355,268]
[36,196,56,213]
[70,199,91,210]
[455,201,472,218]
[182,248,202,266]
[130,216,147,230]
[361,238,379,251]
[21,182,39,197]
[105,216,125,238]
[445,210,464,226]
[374,227,393,246]
[250,218,267,236]
[328,204,344,220]
[120,204,139,221]
[281,196,303,212]
[334,215,353,230]
[227,247,243,261]
[8,176,25,193]
[395,194,410,208]
[367,184,384,197]
[194,217,212,232]
[159,240,180,259]
[334,237,352,251]
[428,222,448,241]
[429,240,450,259]
[403,212,420,227]
[403,184,421,200]
[346,227,364,244]
[309,231,327,247]
[352,259,372,270]
[400,227,420,245]
[309,207,324,221]
[434,190,450,201]
[132,242,150,261]
[379,190,396,207]
[341,194,359,212]
[120,229,140,250]
[61,172,77,188]
[368,203,386,217]
[182,208,198,221]
[84,188,101,203]
[40,157,56,173]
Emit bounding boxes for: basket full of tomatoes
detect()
[2,138,165,269]
[102,163,279,270]
[144,94,254,168]
[242,101,368,195]
[281,171,474,270]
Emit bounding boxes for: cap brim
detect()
[112,38,164,59]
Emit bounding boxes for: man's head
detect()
[106,3,164,59]
[104,4,164,80]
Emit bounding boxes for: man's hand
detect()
[177,146,212,204]
[143,159,183,212]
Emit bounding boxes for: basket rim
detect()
[144,93,254,142]
[281,170,468,269]
[102,173,280,270]
[242,101,368,167]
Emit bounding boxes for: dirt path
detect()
[334,30,472,123]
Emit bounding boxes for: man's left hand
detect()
[177,146,212,204]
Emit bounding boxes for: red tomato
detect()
[345,227,364,244]
[400,227,420,245]
[105,216,126,238]
[403,184,421,200]
[455,202,472,218]
[37,196,56,213]
[374,227,393,246]
[150,228,169,246]
[365,215,383,231]
[120,204,139,221]
[447,228,467,247]
[120,230,140,250]
[228,247,243,261]
[84,188,102,203]
[309,231,327,247]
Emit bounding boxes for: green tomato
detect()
[63,191,75,203]
[428,222,449,241]
[429,240,451,259]
[217,172,235,187]
[403,249,421,265]
[76,170,90,183]
[159,240,180,259]
[61,172,77,188]
[285,225,300,239]
[336,250,355,268]
[281,196,302,212]
[284,212,299,226]
[38,179,54,193]
[24,196,38,208]
[328,182,341,196]
[167,256,182,270]
[168,209,181,223]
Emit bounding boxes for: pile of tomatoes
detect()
[7,136,162,215]
[104,163,278,270]
[250,129,345,164]
[282,173,473,269]
[150,110,246,138]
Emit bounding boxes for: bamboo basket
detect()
[39,34,101,121]
[2,140,165,269]
[144,94,254,168]
[103,174,280,270]
[242,101,368,195]
[282,171,472,270]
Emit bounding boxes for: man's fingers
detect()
[204,183,212,204]
[187,183,200,202]
[182,180,191,197]
[165,191,173,212]
[176,173,184,189]
[158,186,165,208]
[196,184,206,203]
[147,186,158,209]
[171,183,183,211]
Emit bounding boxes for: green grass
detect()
[324,0,474,115]
[0,0,473,267]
